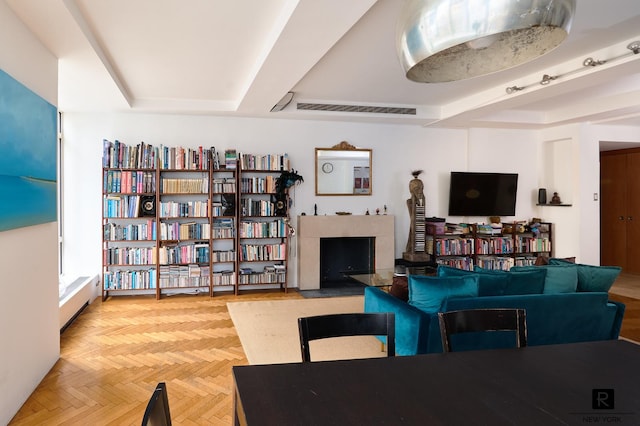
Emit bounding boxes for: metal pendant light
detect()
[397,0,576,83]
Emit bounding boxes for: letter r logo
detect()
[592,389,615,409]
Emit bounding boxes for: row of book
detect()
[104,170,156,194]
[239,219,286,238]
[240,198,276,217]
[475,237,514,255]
[103,139,156,169]
[435,257,474,271]
[158,264,211,288]
[212,271,236,286]
[103,195,145,218]
[161,177,209,194]
[158,244,210,264]
[104,247,157,265]
[238,266,286,285]
[212,177,236,193]
[160,221,210,240]
[213,218,235,238]
[240,176,277,194]
[238,153,289,171]
[516,237,551,253]
[239,243,287,261]
[104,269,157,290]
[157,145,213,170]
[159,201,209,218]
[103,140,291,176]
[104,220,156,241]
[427,237,475,256]
[212,250,236,262]
[475,256,516,271]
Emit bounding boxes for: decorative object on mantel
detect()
[366,209,370,215]
[384,205,388,215]
[550,192,562,204]
[404,170,430,262]
[376,208,380,215]
[314,203,317,216]
[335,212,352,216]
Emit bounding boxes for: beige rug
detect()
[227,296,386,364]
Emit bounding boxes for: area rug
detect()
[228,296,385,365]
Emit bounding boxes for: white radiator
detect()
[59,275,99,331]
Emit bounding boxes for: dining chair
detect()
[141,382,172,426]
[438,308,527,353]
[297,312,395,362]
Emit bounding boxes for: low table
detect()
[348,266,436,290]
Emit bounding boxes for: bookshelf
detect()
[211,166,237,294]
[237,153,290,294]
[102,141,159,299]
[101,140,291,299]
[425,221,553,271]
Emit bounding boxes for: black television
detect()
[448,172,518,216]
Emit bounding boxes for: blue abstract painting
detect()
[0,69,57,232]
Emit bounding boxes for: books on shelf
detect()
[238,152,289,171]
[225,149,237,169]
[103,139,156,169]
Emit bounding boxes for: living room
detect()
[3,1,640,424]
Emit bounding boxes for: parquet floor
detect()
[9,290,302,426]
[9,275,640,425]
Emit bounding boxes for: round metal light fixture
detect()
[396,0,576,83]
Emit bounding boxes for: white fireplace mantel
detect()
[297,215,395,290]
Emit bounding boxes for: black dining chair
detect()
[438,308,527,353]
[297,312,395,362]
[141,382,172,426]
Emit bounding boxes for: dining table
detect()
[232,339,640,425]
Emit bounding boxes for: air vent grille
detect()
[297,102,416,115]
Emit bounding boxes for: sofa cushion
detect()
[474,266,546,295]
[548,258,622,292]
[511,264,578,294]
[438,265,507,296]
[408,275,479,313]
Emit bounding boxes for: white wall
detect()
[63,112,559,291]
[0,3,59,424]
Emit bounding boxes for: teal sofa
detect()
[364,264,625,355]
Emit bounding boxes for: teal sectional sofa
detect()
[364,263,625,355]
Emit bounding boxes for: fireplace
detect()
[320,237,375,287]
[297,215,394,290]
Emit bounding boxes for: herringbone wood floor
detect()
[9,290,302,426]
[9,277,640,425]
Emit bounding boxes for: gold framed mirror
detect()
[315,142,372,196]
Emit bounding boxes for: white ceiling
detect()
[7,0,640,129]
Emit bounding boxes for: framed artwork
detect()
[0,69,57,232]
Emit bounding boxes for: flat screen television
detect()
[448,172,518,216]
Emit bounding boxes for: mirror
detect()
[315,142,372,196]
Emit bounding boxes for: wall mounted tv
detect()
[448,172,518,216]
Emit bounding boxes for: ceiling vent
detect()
[297,102,416,115]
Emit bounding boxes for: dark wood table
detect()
[233,340,640,425]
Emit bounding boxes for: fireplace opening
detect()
[320,237,375,288]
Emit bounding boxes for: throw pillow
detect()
[474,266,546,295]
[511,264,578,293]
[438,265,507,296]
[408,275,479,313]
[548,259,621,292]
[389,276,409,301]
